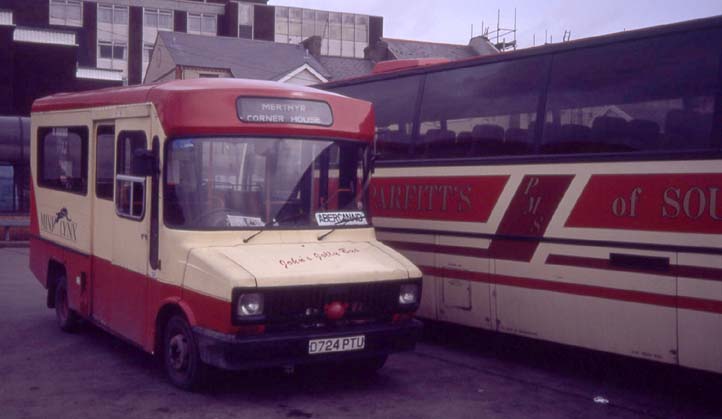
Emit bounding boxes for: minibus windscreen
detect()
[164,137,368,229]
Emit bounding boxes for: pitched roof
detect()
[382,37,489,61]
[158,31,331,81]
[318,56,375,80]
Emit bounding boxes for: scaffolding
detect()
[480,9,517,51]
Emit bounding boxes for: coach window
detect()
[115,131,147,220]
[418,57,548,159]
[333,75,422,160]
[37,126,88,194]
[542,28,722,155]
[96,126,115,200]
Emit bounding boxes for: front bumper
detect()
[193,319,423,370]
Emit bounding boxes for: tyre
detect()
[55,275,80,332]
[163,315,206,390]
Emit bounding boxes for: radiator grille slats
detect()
[263,282,400,326]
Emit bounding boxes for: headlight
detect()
[237,293,264,316]
[399,283,419,306]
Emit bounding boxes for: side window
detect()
[333,75,422,160]
[115,131,147,220]
[543,28,722,154]
[96,126,115,200]
[418,57,548,159]
[37,126,88,194]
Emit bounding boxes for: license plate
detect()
[308,335,365,354]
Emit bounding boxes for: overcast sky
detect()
[270,0,722,48]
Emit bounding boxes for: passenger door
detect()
[110,120,150,343]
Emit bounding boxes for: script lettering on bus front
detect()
[278,247,361,269]
[39,207,78,242]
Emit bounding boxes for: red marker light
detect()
[324,301,348,320]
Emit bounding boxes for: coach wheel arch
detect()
[45,260,66,309]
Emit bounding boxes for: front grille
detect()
[263,281,400,330]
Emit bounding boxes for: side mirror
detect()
[132,149,158,177]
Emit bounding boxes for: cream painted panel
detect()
[32,113,93,255]
[677,252,722,373]
[495,254,678,364]
[495,285,678,363]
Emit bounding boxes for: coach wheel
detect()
[163,315,206,390]
[55,275,80,332]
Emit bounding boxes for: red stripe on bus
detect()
[384,241,490,258]
[546,254,722,282]
[369,175,508,223]
[419,265,722,314]
[488,175,574,261]
[566,173,722,234]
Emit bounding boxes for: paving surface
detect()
[2,247,721,419]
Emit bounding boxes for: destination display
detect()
[315,211,368,226]
[237,97,333,126]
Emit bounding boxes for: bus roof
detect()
[321,14,722,88]
[32,78,375,142]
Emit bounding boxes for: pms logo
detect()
[40,207,78,242]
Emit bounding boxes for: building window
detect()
[188,13,217,36]
[144,8,172,30]
[97,4,128,25]
[238,3,253,39]
[49,0,82,27]
[99,41,126,60]
[143,43,154,65]
[198,73,219,78]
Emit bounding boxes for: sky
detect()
[270,0,722,49]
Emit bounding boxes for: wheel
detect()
[55,275,80,332]
[163,315,206,390]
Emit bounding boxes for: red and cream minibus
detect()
[28,78,423,389]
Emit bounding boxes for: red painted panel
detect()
[420,265,722,314]
[489,175,573,261]
[32,79,375,142]
[546,253,722,282]
[384,241,490,258]
[566,173,722,234]
[181,287,236,334]
[370,176,508,222]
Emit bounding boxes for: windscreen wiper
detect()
[317,214,367,241]
[242,220,272,243]
[242,229,264,243]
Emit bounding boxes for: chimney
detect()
[301,35,322,58]
[468,35,500,55]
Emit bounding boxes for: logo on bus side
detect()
[40,207,78,242]
[369,176,509,222]
[566,174,722,234]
